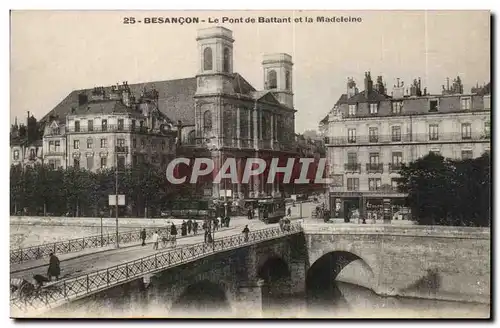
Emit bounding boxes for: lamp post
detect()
[114,136,119,249]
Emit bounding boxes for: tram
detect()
[256,198,286,224]
[160,200,215,218]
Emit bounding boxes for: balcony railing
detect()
[325,132,490,146]
[344,163,361,173]
[366,163,384,173]
[115,146,129,154]
[388,163,402,172]
[66,125,152,134]
[45,151,65,156]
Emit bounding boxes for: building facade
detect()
[324,73,491,223]
[42,83,177,172]
[10,114,44,168]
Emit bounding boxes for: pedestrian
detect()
[287,207,291,217]
[225,215,231,228]
[242,225,250,242]
[214,217,220,231]
[152,230,159,250]
[202,219,208,243]
[187,218,193,234]
[193,220,198,235]
[247,207,252,220]
[170,223,177,247]
[140,228,147,246]
[181,220,187,236]
[47,253,60,281]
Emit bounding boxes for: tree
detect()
[399,152,491,227]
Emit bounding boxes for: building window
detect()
[223,47,230,73]
[133,138,137,148]
[392,101,403,114]
[429,99,439,112]
[117,138,125,147]
[74,121,80,132]
[49,141,54,152]
[73,158,80,169]
[131,120,136,131]
[347,128,356,143]
[203,47,213,71]
[141,139,145,148]
[348,104,357,116]
[100,157,107,169]
[391,126,401,142]
[347,178,359,191]
[203,110,212,132]
[100,138,107,148]
[461,150,473,160]
[369,153,380,165]
[117,119,124,131]
[29,149,36,160]
[368,178,381,191]
[55,141,61,152]
[369,103,378,114]
[188,130,196,144]
[347,152,357,164]
[102,119,108,132]
[461,97,471,110]
[87,138,93,149]
[48,160,56,169]
[461,123,472,140]
[285,70,291,90]
[484,95,491,110]
[429,124,439,141]
[391,152,403,172]
[267,70,277,89]
[369,127,379,143]
[13,150,19,160]
[117,156,125,170]
[87,157,94,170]
[161,140,166,150]
[391,178,403,191]
[74,140,80,149]
[484,121,490,138]
[88,120,93,132]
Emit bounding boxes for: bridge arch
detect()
[169,280,232,317]
[257,256,291,283]
[306,250,375,309]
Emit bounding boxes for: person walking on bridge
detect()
[170,223,178,247]
[152,231,159,250]
[242,225,250,242]
[193,220,198,235]
[140,228,147,246]
[187,218,193,234]
[181,220,187,236]
[47,253,60,281]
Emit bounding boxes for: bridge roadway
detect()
[10,216,282,282]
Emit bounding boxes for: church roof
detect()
[41,73,257,126]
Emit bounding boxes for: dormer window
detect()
[429,99,439,112]
[461,97,471,110]
[369,103,378,115]
[348,104,357,116]
[392,101,403,114]
[13,150,19,161]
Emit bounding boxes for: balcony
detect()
[45,150,65,156]
[115,146,129,154]
[388,163,402,173]
[344,163,361,173]
[366,163,384,173]
[325,132,491,146]
[66,125,152,134]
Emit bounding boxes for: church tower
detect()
[195,26,235,95]
[262,53,294,108]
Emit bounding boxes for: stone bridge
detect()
[42,224,490,318]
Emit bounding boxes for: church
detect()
[40,26,299,200]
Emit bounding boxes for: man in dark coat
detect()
[181,220,187,236]
[170,223,178,247]
[140,228,147,246]
[47,253,60,281]
[187,219,193,234]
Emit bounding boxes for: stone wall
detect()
[10,216,191,228]
[303,223,490,304]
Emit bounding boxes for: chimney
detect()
[393,78,404,99]
[446,77,450,91]
[364,72,373,96]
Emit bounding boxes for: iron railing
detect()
[10,223,303,316]
[10,225,182,265]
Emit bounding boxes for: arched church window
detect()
[267,70,277,89]
[285,70,291,90]
[203,47,213,71]
[223,48,230,73]
[203,110,212,132]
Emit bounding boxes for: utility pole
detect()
[115,134,119,248]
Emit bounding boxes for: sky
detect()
[10,10,490,132]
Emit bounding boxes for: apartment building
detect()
[324,73,490,222]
